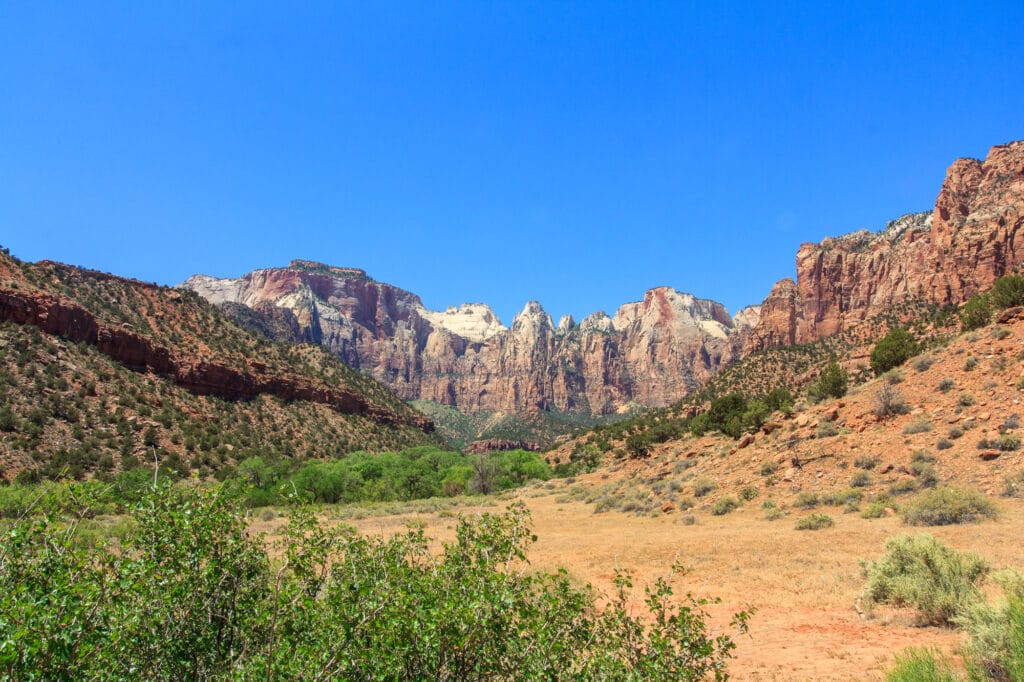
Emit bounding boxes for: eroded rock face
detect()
[182,265,747,414]
[747,141,1024,351]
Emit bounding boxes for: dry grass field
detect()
[323,490,1023,681]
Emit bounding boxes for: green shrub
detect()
[795,513,833,530]
[710,496,740,516]
[850,471,872,488]
[855,455,880,470]
[911,356,934,373]
[808,360,848,401]
[1003,471,1024,498]
[815,420,838,438]
[861,501,888,519]
[903,418,932,435]
[871,328,921,376]
[794,491,819,509]
[990,274,1024,310]
[902,487,998,526]
[999,433,1021,452]
[958,574,1024,681]
[692,478,716,498]
[964,356,979,371]
[960,292,992,331]
[739,486,759,501]
[862,533,988,625]
[937,378,955,393]
[885,647,960,682]
[0,483,752,680]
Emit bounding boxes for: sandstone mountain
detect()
[182,263,758,415]
[746,140,1024,351]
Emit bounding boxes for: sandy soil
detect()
[342,493,1024,681]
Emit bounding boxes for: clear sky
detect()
[2,2,1022,325]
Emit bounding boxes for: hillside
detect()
[0,248,438,481]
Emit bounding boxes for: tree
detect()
[870,328,920,375]
[808,360,848,401]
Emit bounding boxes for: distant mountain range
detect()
[183,140,1024,418]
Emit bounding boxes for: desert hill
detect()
[0,248,437,481]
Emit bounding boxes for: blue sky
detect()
[2,2,1022,325]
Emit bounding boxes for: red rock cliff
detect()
[746,141,1024,351]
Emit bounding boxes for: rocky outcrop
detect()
[182,264,750,414]
[0,287,433,431]
[463,439,540,454]
[747,141,1024,351]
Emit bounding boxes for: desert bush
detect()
[794,491,819,509]
[958,571,1024,681]
[960,292,993,331]
[958,393,976,407]
[948,427,963,440]
[710,496,740,516]
[992,325,1012,340]
[795,513,833,531]
[862,533,988,625]
[739,487,759,501]
[850,471,872,488]
[990,273,1024,310]
[761,499,785,521]
[964,356,979,371]
[911,355,934,373]
[936,438,953,451]
[902,486,999,526]
[999,433,1021,451]
[871,328,920,376]
[861,501,888,519]
[884,368,905,384]
[937,378,956,393]
[884,647,960,682]
[1003,471,1024,498]
[807,360,848,401]
[903,418,932,435]
[823,488,862,507]
[0,484,752,680]
[855,455,880,470]
[815,420,838,438]
[889,479,920,496]
[873,383,909,419]
[759,461,777,476]
[692,478,716,498]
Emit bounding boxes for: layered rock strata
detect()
[746,141,1024,351]
[183,265,757,414]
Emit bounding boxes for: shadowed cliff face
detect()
[183,263,757,415]
[746,141,1024,352]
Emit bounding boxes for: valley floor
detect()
[320,489,1024,681]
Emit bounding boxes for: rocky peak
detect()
[557,314,576,331]
[512,301,554,335]
[747,139,1024,353]
[421,303,506,342]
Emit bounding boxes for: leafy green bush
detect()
[960,292,993,331]
[902,487,999,526]
[990,274,1024,310]
[794,492,820,509]
[807,360,848,401]
[958,573,1024,682]
[871,328,921,376]
[795,513,833,530]
[739,486,759,501]
[862,533,988,625]
[0,483,752,680]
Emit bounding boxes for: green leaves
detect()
[0,484,750,680]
